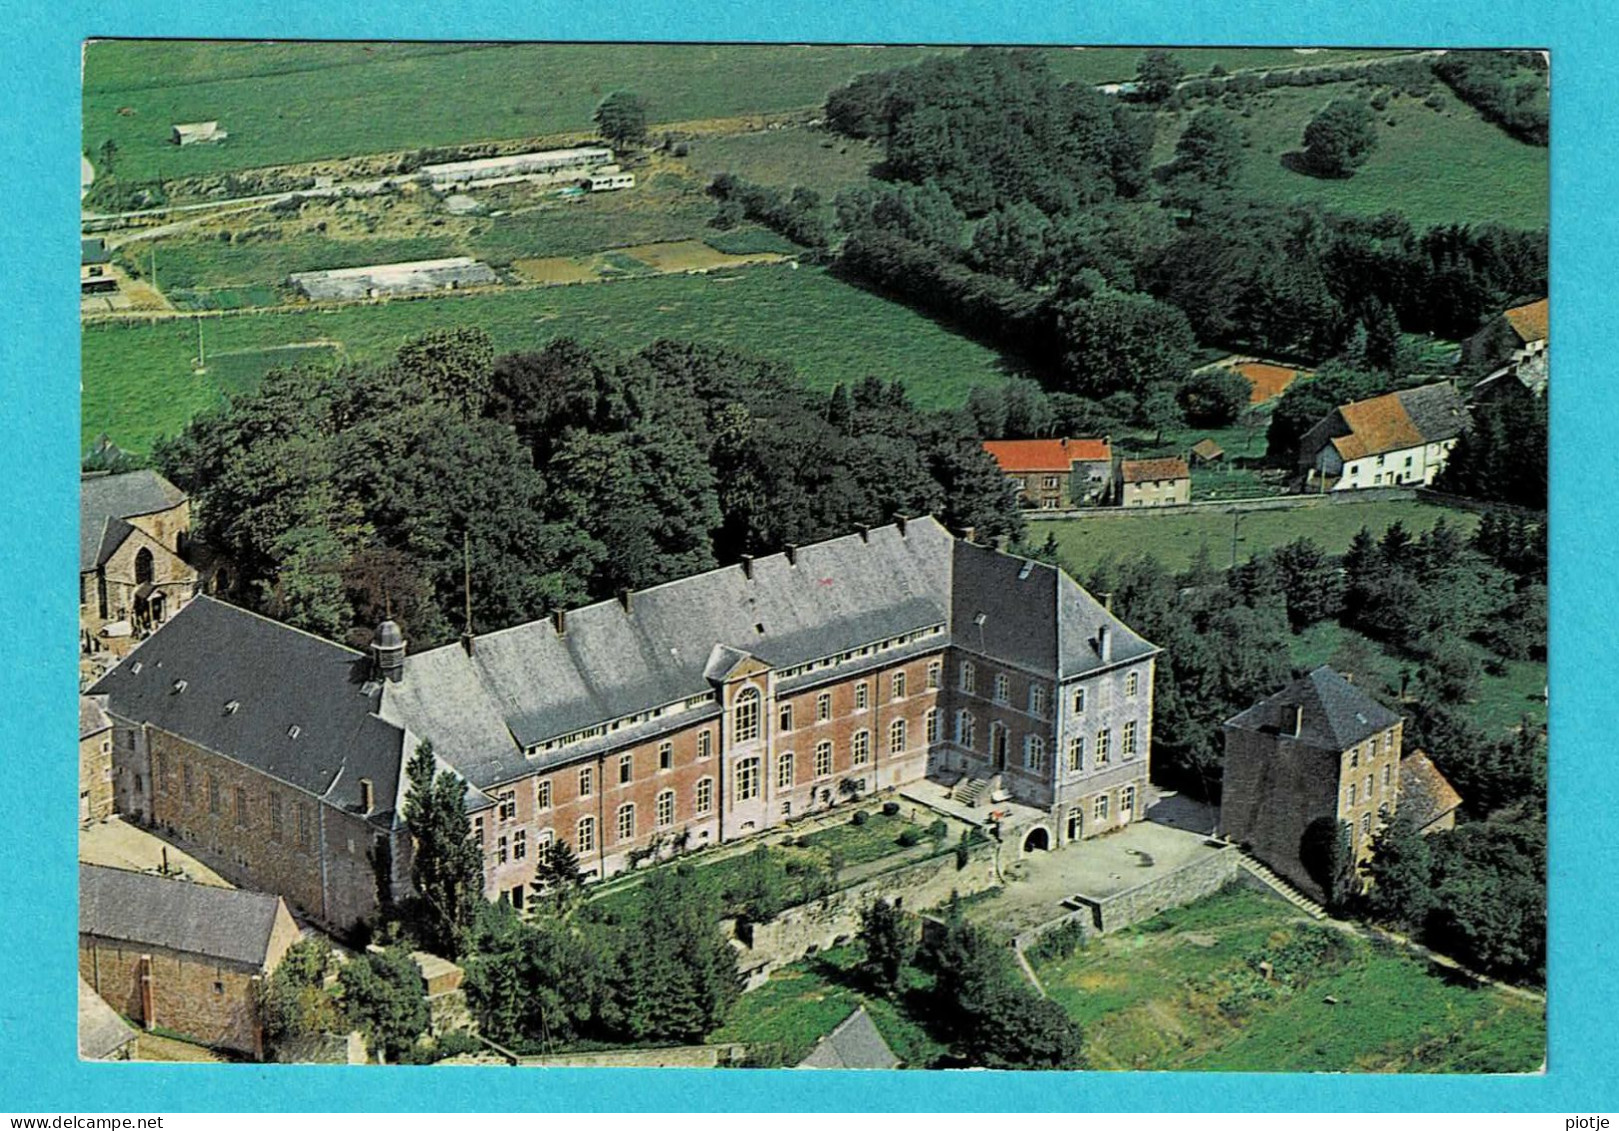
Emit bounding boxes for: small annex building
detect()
[1220,667,1404,902]
[1119,458,1190,508]
[796,1006,901,1069]
[79,864,301,1058]
[982,438,1113,509]
[1396,750,1463,834]
[1298,382,1469,492]
[80,470,197,640]
[1190,438,1225,466]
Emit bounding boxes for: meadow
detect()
[81,263,1016,453]
[1039,498,1481,577]
[1033,885,1544,1072]
[679,127,886,197]
[1154,78,1548,230]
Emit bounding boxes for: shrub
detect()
[927,819,950,842]
[897,827,923,847]
[852,809,870,827]
[882,801,901,817]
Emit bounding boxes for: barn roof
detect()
[1224,666,1400,752]
[79,864,288,969]
[1503,298,1549,345]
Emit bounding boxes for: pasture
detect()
[1154,78,1548,230]
[678,127,886,197]
[81,264,1014,453]
[1034,885,1543,1072]
[1040,498,1481,577]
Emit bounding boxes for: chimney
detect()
[1099,591,1114,613]
[617,587,633,614]
[359,778,374,814]
[961,526,977,545]
[857,524,870,543]
[1289,704,1304,738]
[895,514,908,536]
[552,608,567,637]
[740,554,754,580]
[1097,625,1112,663]
[784,543,798,566]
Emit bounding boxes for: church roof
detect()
[80,864,288,969]
[1224,666,1400,752]
[80,470,187,571]
[796,1006,901,1070]
[88,596,407,824]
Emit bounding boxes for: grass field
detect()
[84,42,949,183]
[1034,885,1543,1072]
[82,264,1014,453]
[1288,620,1547,736]
[679,127,886,197]
[1041,47,1404,87]
[1041,499,1481,577]
[1156,79,1548,230]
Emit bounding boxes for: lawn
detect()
[1154,78,1548,230]
[708,945,949,1068]
[1034,884,1544,1072]
[81,264,1014,454]
[83,42,949,184]
[678,127,886,197]
[1041,499,1481,577]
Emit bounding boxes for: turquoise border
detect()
[3,0,1612,1111]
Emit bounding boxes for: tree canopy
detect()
[1301,98,1379,178]
[594,91,649,149]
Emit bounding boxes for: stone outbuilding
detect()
[1396,750,1463,834]
[80,470,198,642]
[79,864,301,1059]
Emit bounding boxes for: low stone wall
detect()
[1071,844,1241,935]
[739,841,999,977]
[1027,487,1417,521]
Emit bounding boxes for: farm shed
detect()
[171,121,227,146]
[288,257,498,301]
[586,172,636,192]
[420,147,614,189]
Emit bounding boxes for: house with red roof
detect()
[1298,382,1470,492]
[981,437,1113,509]
[1119,458,1191,508]
[1462,298,1548,373]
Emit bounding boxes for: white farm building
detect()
[420,147,615,190]
[289,257,498,301]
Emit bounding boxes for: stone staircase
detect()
[951,773,999,808]
[1238,853,1328,920]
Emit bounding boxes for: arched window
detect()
[733,686,761,742]
[134,547,154,585]
[616,803,636,842]
[889,718,907,754]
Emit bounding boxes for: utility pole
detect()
[195,315,205,371]
[1230,510,1242,570]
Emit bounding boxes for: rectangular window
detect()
[657,790,675,828]
[778,704,793,733]
[269,793,283,842]
[889,718,907,755]
[957,711,976,750]
[659,741,673,771]
[1095,729,1111,766]
[514,830,527,860]
[816,693,831,722]
[536,780,552,810]
[296,802,311,849]
[698,729,713,759]
[855,682,869,712]
[852,730,870,767]
[734,691,761,742]
[1383,731,1394,753]
[498,790,516,821]
[1072,688,1086,713]
[1068,736,1083,773]
[234,786,247,827]
[735,757,760,802]
[1122,721,1138,760]
[579,767,594,797]
[925,708,939,744]
[619,753,633,785]
[1383,764,1392,789]
[473,815,484,846]
[154,752,167,794]
[1121,784,1136,816]
[207,774,220,815]
[1349,749,1359,769]
[1024,735,1046,773]
[892,671,906,700]
[961,662,976,695]
[695,778,714,815]
[183,762,194,802]
[1348,783,1357,806]
[927,661,941,690]
[1366,774,1374,798]
[616,803,635,842]
[1030,685,1047,718]
[577,816,595,854]
[1126,671,1140,698]
[778,752,795,789]
[1360,812,1372,837]
[815,742,832,778]
[1044,475,1060,489]
[497,835,509,864]
[1093,793,1110,821]
[993,673,1010,704]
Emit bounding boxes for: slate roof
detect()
[983,437,1111,473]
[1191,439,1224,461]
[80,695,111,739]
[78,976,137,1060]
[1503,298,1549,345]
[1326,383,1469,462]
[797,1006,901,1070]
[1121,458,1190,484]
[1224,666,1400,752]
[88,596,407,823]
[79,864,287,969]
[80,470,187,572]
[1398,750,1463,829]
[81,238,110,266]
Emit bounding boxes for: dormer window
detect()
[172,679,187,694]
[287,725,301,740]
[224,700,240,715]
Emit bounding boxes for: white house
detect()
[1299,382,1470,492]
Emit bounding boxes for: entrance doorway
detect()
[991,724,1009,773]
